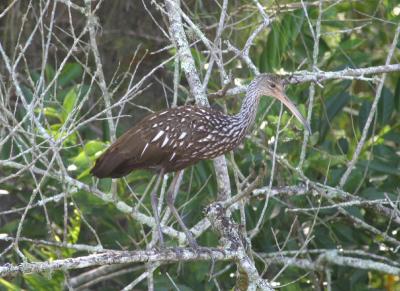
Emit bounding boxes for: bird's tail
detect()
[90,150,127,178]
[90,153,111,178]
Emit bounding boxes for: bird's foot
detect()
[186,244,217,280]
[181,232,217,279]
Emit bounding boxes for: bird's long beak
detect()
[275,92,312,134]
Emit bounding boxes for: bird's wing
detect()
[135,106,219,172]
[91,111,168,178]
[158,106,234,171]
[91,106,216,178]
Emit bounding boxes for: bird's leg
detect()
[150,169,165,248]
[166,170,198,248]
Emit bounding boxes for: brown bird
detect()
[91,74,310,247]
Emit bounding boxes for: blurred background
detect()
[1,0,400,290]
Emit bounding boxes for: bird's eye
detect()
[270,83,276,88]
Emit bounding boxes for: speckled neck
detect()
[232,81,262,134]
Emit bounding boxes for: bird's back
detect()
[91,105,246,178]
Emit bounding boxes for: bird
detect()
[91,73,310,247]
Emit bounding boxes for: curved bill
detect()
[275,92,312,134]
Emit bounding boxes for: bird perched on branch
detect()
[91,74,310,247]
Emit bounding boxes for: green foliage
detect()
[259,11,305,72]
[2,1,400,290]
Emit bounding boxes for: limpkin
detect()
[91,74,310,247]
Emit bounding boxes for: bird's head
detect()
[250,73,311,133]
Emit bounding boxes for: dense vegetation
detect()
[1,0,400,290]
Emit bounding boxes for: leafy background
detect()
[1,0,400,290]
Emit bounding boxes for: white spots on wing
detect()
[152,123,158,128]
[151,130,164,142]
[159,111,168,116]
[161,135,169,148]
[198,134,213,143]
[166,126,170,130]
[187,142,193,148]
[178,132,187,140]
[140,143,149,158]
[181,118,185,122]
[169,152,176,161]
[198,126,205,131]
[149,115,157,121]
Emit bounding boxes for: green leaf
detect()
[77,167,92,180]
[377,87,394,125]
[58,63,82,87]
[336,137,349,154]
[84,140,106,156]
[394,77,400,111]
[42,107,62,122]
[259,12,304,72]
[340,37,365,50]
[62,87,78,120]
[342,168,363,193]
[0,278,20,291]
[29,70,40,84]
[191,48,206,70]
[21,85,34,103]
[333,223,355,243]
[71,151,90,168]
[319,86,351,139]
[326,92,350,121]
[25,273,63,291]
[45,64,55,82]
[46,123,76,145]
[68,209,81,244]
[358,159,399,176]
[358,100,373,138]
[360,188,386,200]
[383,131,400,144]
[309,131,320,146]
[373,144,398,160]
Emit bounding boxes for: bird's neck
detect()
[233,84,262,133]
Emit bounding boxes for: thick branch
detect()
[0,248,233,277]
